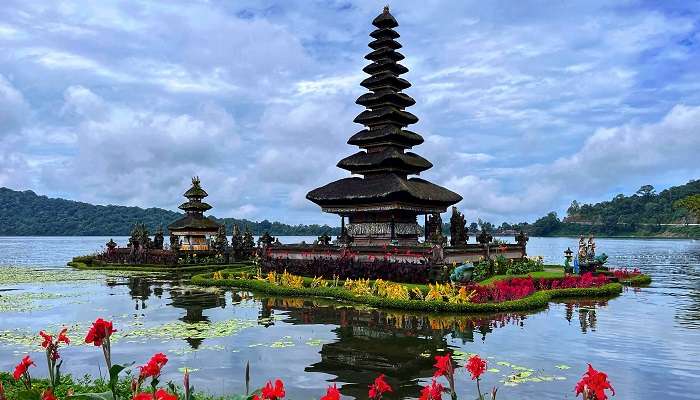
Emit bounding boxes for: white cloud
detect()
[0,0,698,225]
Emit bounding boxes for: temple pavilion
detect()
[168,177,220,251]
[307,6,462,246]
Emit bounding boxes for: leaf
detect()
[69,392,114,400]
[16,390,41,400]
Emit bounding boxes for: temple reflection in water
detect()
[260,297,525,399]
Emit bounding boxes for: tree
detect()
[469,222,478,232]
[567,200,581,216]
[530,212,562,236]
[636,185,656,197]
[675,195,700,221]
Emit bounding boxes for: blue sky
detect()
[1,0,699,225]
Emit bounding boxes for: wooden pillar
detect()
[390,216,396,240]
[424,214,428,241]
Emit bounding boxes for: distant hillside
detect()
[522,179,700,238]
[0,187,339,236]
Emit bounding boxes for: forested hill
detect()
[0,187,339,236]
[524,179,700,237]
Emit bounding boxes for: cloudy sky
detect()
[1,0,699,226]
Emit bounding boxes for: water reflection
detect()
[261,297,529,399]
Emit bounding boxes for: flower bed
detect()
[262,256,434,283]
[191,270,623,313]
[608,268,652,286]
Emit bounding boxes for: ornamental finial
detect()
[383,5,390,13]
[192,176,201,186]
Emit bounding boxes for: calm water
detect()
[0,236,699,399]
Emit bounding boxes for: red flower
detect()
[320,384,341,400]
[261,379,285,400]
[433,354,454,378]
[41,389,57,400]
[139,353,168,379]
[13,355,35,381]
[85,318,116,346]
[57,328,70,345]
[39,331,53,348]
[419,379,444,400]
[466,355,487,380]
[132,393,153,400]
[575,364,615,400]
[155,389,178,400]
[368,374,392,400]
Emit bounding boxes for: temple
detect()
[307,6,462,246]
[168,177,220,251]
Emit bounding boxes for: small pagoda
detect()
[168,177,220,251]
[307,6,462,246]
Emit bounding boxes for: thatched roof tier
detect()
[347,127,423,148]
[307,174,461,212]
[337,149,432,175]
[178,201,212,212]
[167,215,220,232]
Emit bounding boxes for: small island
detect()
[70,7,649,314]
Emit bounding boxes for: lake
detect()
[0,236,698,399]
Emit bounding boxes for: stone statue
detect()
[242,227,255,259]
[426,213,446,244]
[169,233,180,251]
[212,225,229,254]
[586,236,596,262]
[258,231,275,247]
[128,223,151,251]
[515,231,529,246]
[450,263,475,283]
[153,226,164,250]
[578,236,587,262]
[449,207,468,247]
[106,238,117,251]
[476,228,493,245]
[317,232,332,246]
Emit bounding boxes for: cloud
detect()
[0,0,699,225]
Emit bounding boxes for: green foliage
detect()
[0,187,339,236]
[472,260,491,282]
[0,373,229,400]
[516,179,700,237]
[675,194,700,220]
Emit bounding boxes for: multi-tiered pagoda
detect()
[307,6,462,246]
[168,177,220,251]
